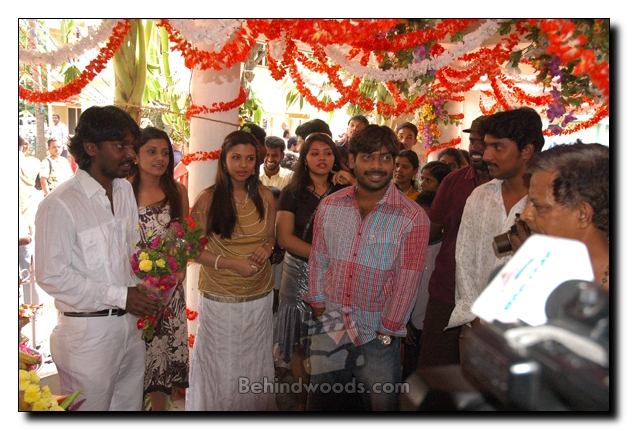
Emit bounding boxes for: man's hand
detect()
[311,307,325,321]
[510,219,532,252]
[125,286,162,317]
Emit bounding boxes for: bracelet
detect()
[214,255,221,270]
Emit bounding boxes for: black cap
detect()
[462,115,489,133]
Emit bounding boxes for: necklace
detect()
[602,264,609,286]
[234,193,250,210]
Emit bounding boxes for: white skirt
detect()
[186,292,277,411]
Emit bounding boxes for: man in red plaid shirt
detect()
[305,125,429,411]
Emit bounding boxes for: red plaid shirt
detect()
[305,183,429,346]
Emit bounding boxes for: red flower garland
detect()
[188,334,195,348]
[180,150,222,166]
[425,137,462,157]
[185,87,247,120]
[158,19,256,71]
[19,19,131,104]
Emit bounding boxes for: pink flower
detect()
[168,257,178,272]
[149,236,162,249]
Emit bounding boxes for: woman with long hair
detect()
[127,126,190,411]
[188,130,277,411]
[274,132,346,410]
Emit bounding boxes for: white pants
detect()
[187,292,277,411]
[50,312,145,411]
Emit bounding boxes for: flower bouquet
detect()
[131,216,207,341]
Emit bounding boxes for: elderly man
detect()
[517,142,609,290]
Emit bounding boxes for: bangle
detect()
[214,255,221,270]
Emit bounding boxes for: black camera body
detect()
[460,280,609,411]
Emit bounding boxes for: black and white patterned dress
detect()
[138,204,189,395]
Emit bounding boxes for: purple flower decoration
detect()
[413,45,427,62]
[546,102,566,122]
[547,124,563,135]
[549,86,561,102]
[547,55,563,79]
[561,110,577,127]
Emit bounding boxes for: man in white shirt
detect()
[35,105,162,411]
[45,113,69,154]
[40,138,74,196]
[259,136,294,190]
[447,107,544,334]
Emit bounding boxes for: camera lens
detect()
[493,232,513,255]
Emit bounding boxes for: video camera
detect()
[401,235,609,411]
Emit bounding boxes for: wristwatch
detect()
[377,334,392,345]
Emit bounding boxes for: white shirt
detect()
[45,121,69,145]
[447,179,527,329]
[35,168,140,313]
[259,165,294,190]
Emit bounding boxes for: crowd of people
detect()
[19,104,609,411]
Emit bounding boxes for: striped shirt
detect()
[305,182,430,346]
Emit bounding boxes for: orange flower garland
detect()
[184,87,247,120]
[425,137,462,157]
[188,334,195,348]
[180,150,222,166]
[158,19,255,71]
[18,19,131,104]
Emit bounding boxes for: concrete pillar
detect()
[185,57,241,340]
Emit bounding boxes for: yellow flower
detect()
[138,252,149,261]
[29,370,40,384]
[147,230,153,238]
[32,398,53,411]
[23,384,41,403]
[139,260,153,272]
[156,259,166,269]
[19,370,31,391]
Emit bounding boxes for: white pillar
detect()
[185,58,241,340]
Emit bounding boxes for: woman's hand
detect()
[233,259,263,277]
[250,244,272,266]
[332,170,356,186]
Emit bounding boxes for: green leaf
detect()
[59,389,82,410]
[63,65,81,85]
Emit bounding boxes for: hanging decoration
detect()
[180,149,222,166]
[19,19,131,103]
[18,19,609,148]
[184,86,247,120]
[19,19,124,67]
